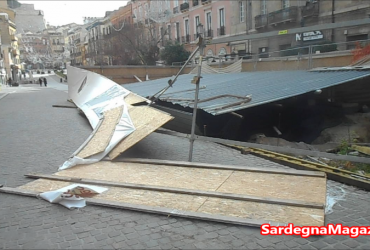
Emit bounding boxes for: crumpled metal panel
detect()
[124,70,370,115]
[59,66,136,170]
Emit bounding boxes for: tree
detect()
[160,43,191,65]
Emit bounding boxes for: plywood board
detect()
[18,178,323,226]
[217,172,327,204]
[197,198,324,226]
[108,106,173,159]
[54,161,326,204]
[19,179,207,212]
[125,93,148,105]
[77,106,123,159]
[55,161,233,191]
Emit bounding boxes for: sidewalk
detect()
[0,81,369,249]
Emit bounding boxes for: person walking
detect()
[43,77,47,87]
[7,77,12,87]
[39,78,42,86]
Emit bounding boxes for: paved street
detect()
[0,75,369,249]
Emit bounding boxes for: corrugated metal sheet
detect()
[124,70,370,115]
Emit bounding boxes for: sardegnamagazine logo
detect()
[261,223,370,238]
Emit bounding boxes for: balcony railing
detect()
[11,34,17,41]
[180,2,189,12]
[173,6,179,14]
[255,14,268,29]
[217,26,225,36]
[204,29,213,38]
[193,0,199,7]
[201,0,211,5]
[268,6,298,26]
[182,35,190,43]
[302,1,319,18]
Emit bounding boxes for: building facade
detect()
[0,1,20,83]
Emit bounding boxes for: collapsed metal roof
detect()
[124,69,370,115]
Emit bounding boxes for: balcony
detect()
[204,29,213,38]
[180,2,189,12]
[193,0,199,7]
[302,1,319,18]
[201,0,211,5]
[11,34,17,41]
[217,26,226,36]
[182,35,190,44]
[173,6,179,14]
[255,14,268,29]
[268,6,298,26]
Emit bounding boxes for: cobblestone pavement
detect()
[0,79,369,249]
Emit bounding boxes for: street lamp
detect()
[188,23,206,162]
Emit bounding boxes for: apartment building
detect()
[230,0,370,56]
[0,1,21,83]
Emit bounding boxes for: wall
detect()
[80,51,354,85]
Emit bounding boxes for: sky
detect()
[19,1,129,26]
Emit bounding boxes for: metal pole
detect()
[188,40,204,162]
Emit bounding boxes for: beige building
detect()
[0,1,20,84]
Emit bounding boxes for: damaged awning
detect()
[61,66,173,170]
[124,68,370,115]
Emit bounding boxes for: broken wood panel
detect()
[124,92,148,105]
[55,161,233,191]
[108,106,173,159]
[0,186,283,227]
[25,174,324,209]
[16,179,323,226]
[197,198,324,226]
[217,171,327,204]
[77,106,123,159]
[54,161,325,204]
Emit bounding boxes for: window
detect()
[219,8,225,28]
[206,12,212,31]
[185,19,189,35]
[176,22,180,40]
[174,0,179,7]
[239,1,245,23]
[195,16,200,30]
[282,0,290,9]
[167,24,171,40]
[261,0,267,15]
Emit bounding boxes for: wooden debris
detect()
[76,106,123,158]
[108,106,173,159]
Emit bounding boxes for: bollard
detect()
[60,78,62,83]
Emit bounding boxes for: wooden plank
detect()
[25,173,324,209]
[70,119,103,158]
[77,106,123,159]
[115,158,326,177]
[155,129,370,164]
[0,186,284,227]
[125,92,148,105]
[52,105,77,109]
[108,105,173,160]
[249,149,370,191]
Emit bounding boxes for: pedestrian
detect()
[7,77,12,87]
[43,77,47,87]
[39,78,42,86]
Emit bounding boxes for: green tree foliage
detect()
[160,43,191,65]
